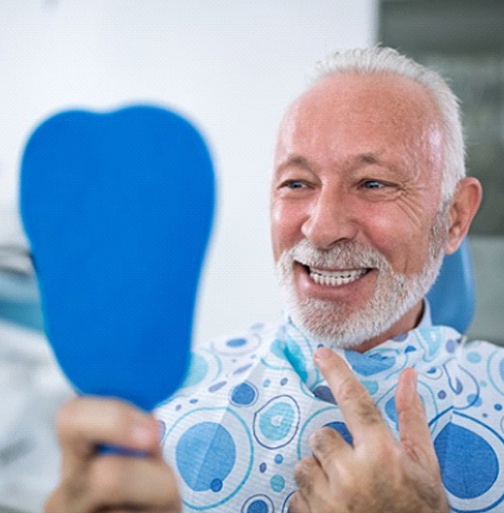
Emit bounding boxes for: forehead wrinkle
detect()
[277,152,373,173]
[277,149,393,176]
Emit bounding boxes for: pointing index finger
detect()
[314,347,389,445]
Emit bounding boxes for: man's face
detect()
[270,72,450,350]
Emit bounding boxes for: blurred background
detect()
[0,1,502,511]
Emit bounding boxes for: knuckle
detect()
[294,457,317,490]
[293,460,304,482]
[360,440,402,481]
[355,398,383,426]
[336,465,359,492]
[57,399,82,438]
[310,425,331,441]
[337,377,375,411]
[293,459,309,485]
[309,426,334,452]
[88,457,125,503]
[104,401,133,430]
[376,440,401,466]
[337,375,384,426]
[98,400,143,444]
[336,376,359,403]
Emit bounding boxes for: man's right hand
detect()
[289,348,449,513]
[45,397,181,513]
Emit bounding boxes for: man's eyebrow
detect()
[275,155,313,173]
[354,152,383,166]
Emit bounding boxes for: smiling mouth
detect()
[306,265,370,287]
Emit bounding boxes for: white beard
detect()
[276,209,449,349]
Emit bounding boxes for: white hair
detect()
[313,47,465,204]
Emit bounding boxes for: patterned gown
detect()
[156,320,504,513]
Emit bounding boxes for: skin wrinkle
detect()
[271,71,451,351]
[275,220,448,350]
[294,459,320,497]
[307,49,470,197]
[45,49,485,513]
[309,428,348,468]
[294,73,445,203]
[290,337,454,512]
[333,379,384,429]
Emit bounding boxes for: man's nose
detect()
[301,190,358,249]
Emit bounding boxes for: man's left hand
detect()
[289,347,449,513]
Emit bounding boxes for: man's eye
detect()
[362,180,385,189]
[284,180,305,189]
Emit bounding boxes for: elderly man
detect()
[46,47,503,513]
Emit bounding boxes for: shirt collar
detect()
[279,298,451,389]
[416,299,433,329]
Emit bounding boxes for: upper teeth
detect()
[309,268,367,287]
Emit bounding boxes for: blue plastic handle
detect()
[20,105,215,411]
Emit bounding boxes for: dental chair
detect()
[426,238,475,334]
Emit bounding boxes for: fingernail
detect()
[158,420,167,442]
[314,347,333,360]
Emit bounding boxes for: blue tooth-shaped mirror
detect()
[20,105,215,411]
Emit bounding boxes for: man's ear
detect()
[445,177,483,254]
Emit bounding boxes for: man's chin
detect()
[285,299,383,350]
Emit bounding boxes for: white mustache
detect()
[285,239,390,271]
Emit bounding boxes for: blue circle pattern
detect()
[176,422,236,492]
[270,474,285,492]
[241,495,274,513]
[254,395,300,449]
[230,382,258,407]
[247,499,268,513]
[157,323,504,512]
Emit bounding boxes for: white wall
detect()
[0,0,377,344]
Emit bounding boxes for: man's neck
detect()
[352,299,426,353]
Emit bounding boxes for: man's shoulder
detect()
[451,335,504,403]
[162,321,285,401]
[195,321,282,353]
[418,324,503,361]
[459,335,504,358]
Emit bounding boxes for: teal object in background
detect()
[0,272,43,331]
[20,105,215,411]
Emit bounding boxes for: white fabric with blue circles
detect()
[156,321,504,513]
